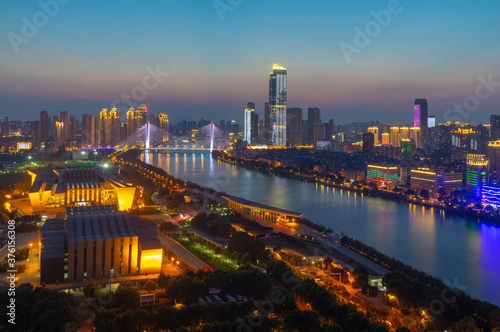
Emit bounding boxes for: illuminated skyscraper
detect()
[410,127,421,148]
[490,115,500,140]
[244,102,255,144]
[487,140,500,185]
[60,111,68,143]
[368,127,379,145]
[127,108,135,138]
[109,107,120,146]
[135,104,148,131]
[382,132,390,145]
[98,109,108,146]
[269,64,287,146]
[390,127,400,147]
[158,112,169,142]
[466,154,488,199]
[414,99,428,129]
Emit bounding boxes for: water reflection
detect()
[148,153,500,305]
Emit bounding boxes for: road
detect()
[159,233,209,270]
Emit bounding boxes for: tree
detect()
[84,279,100,298]
[113,283,140,310]
[284,310,321,332]
[158,270,170,288]
[449,317,482,332]
[144,280,156,292]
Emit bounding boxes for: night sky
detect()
[1,0,499,124]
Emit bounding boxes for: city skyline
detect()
[1,1,499,124]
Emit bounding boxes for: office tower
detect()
[126,108,135,138]
[109,108,120,146]
[269,64,287,146]
[488,140,500,185]
[40,111,49,142]
[244,102,255,144]
[69,116,76,142]
[286,107,302,147]
[410,127,422,148]
[308,107,321,145]
[158,112,169,142]
[82,114,95,146]
[411,167,463,197]
[414,99,428,129]
[135,104,148,131]
[491,115,500,140]
[368,126,379,145]
[390,127,400,147]
[313,122,332,148]
[60,111,68,143]
[52,115,58,140]
[382,132,390,145]
[362,133,375,153]
[148,114,155,125]
[466,154,488,199]
[98,109,108,146]
[428,115,436,128]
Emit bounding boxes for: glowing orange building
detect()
[40,205,162,284]
[29,167,136,212]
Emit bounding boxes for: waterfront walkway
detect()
[159,233,209,270]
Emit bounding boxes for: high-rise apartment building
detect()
[308,107,321,145]
[368,127,379,145]
[60,111,69,143]
[158,112,169,142]
[127,108,135,138]
[491,115,500,140]
[286,107,302,147]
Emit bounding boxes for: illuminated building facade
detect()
[410,127,421,148]
[29,168,136,212]
[60,111,68,143]
[109,108,120,146]
[97,109,108,146]
[135,104,148,131]
[158,112,169,142]
[244,102,255,144]
[400,139,415,161]
[40,205,162,284]
[487,140,500,185]
[466,154,488,199]
[368,127,379,144]
[491,115,500,141]
[382,132,390,145]
[127,108,135,138]
[390,127,400,147]
[269,64,287,146]
[411,167,463,196]
[366,164,399,189]
[414,98,428,129]
[428,115,436,128]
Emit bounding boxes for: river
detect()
[145,152,500,306]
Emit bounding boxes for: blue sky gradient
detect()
[0,0,499,124]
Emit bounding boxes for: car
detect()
[242,296,248,302]
[225,294,235,301]
[198,297,205,303]
[213,295,223,303]
[236,294,243,301]
[205,296,213,303]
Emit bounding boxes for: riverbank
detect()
[213,152,500,226]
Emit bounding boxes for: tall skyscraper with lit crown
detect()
[269,64,287,146]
